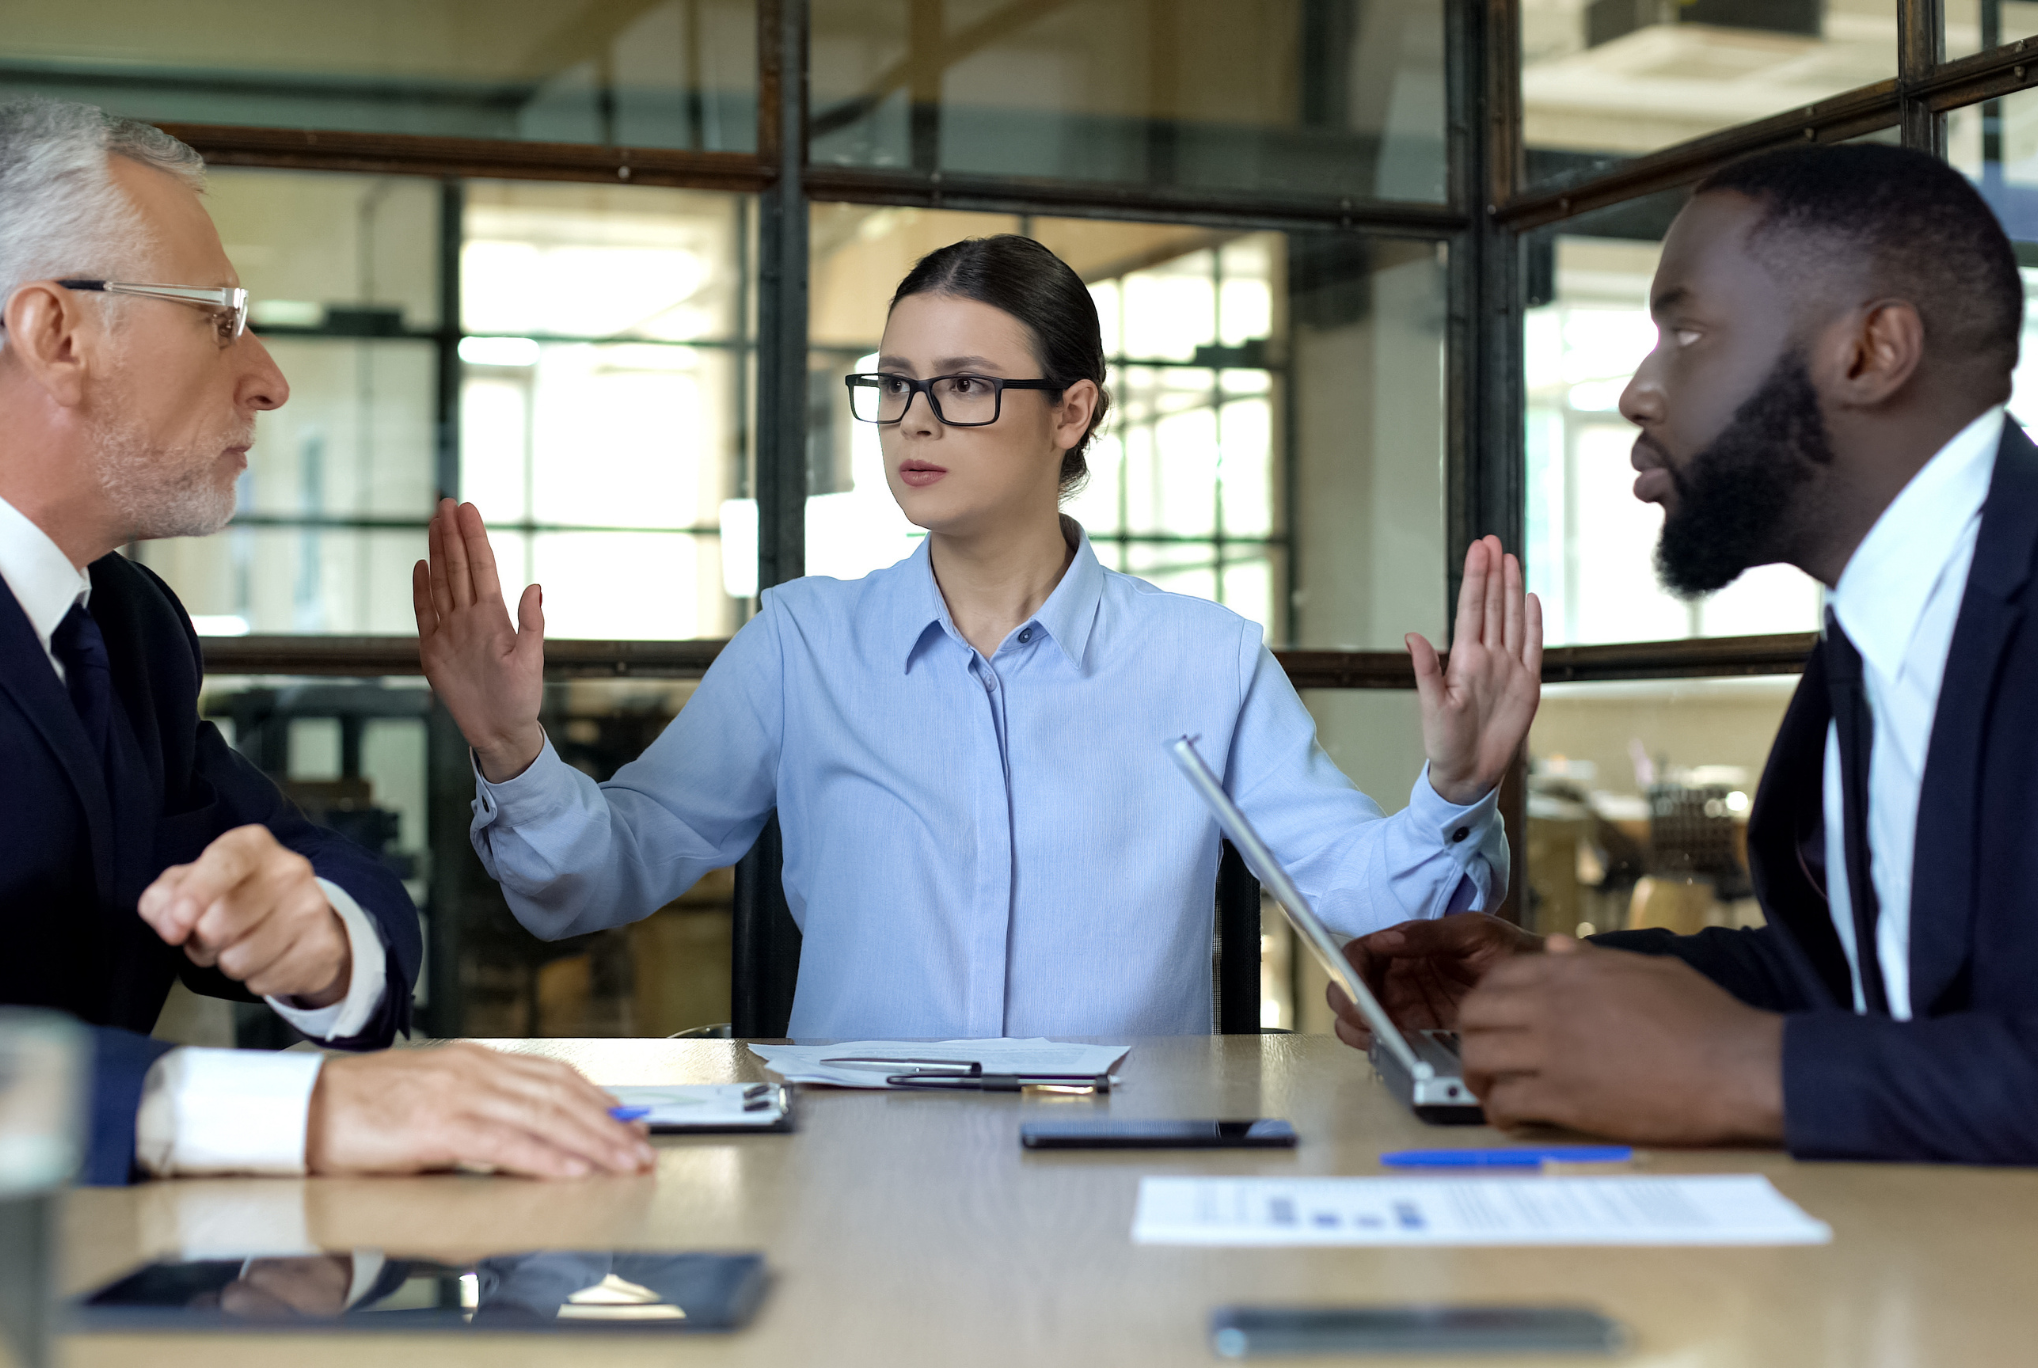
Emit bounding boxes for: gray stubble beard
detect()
[86,410,247,542]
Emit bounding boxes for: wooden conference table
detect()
[55,1034,2038,1367]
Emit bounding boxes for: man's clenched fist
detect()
[137,824,350,1005]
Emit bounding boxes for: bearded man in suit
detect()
[1329,142,2038,1164]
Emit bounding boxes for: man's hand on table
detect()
[1458,936,1786,1145]
[305,1043,655,1179]
[1325,912,1544,1049]
[138,824,351,1007]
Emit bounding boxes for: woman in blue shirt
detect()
[414,235,1542,1039]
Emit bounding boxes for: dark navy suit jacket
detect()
[0,552,423,1181]
[1596,418,2038,1163]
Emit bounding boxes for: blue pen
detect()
[610,1105,653,1122]
[1380,1146,1632,1169]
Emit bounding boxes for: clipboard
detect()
[608,1084,796,1134]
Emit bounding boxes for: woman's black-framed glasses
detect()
[844,372,1063,427]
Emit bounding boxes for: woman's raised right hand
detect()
[413,499,547,782]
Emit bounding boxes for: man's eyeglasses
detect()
[57,279,250,345]
[845,372,1063,427]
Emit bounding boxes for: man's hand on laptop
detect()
[1326,913,1543,1049]
[1454,935,1785,1146]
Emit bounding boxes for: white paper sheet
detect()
[1132,1175,1831,1247]
[747,1039,1129,1089]
[607,1084,787,1128]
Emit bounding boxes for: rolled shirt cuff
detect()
[264,878,388,1044]
[135,1047,326,1178]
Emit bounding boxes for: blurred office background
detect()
[9,0,2030,1044]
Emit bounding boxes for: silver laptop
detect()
[1167,736,1483,1125]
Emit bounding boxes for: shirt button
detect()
[1018,627,1034,644]
[1450,826,1470,844]
[983,673,998,692]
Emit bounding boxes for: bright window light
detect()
[458,336,541,366]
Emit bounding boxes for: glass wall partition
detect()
[1946,0,2038,58]
[457,180,752,641]
[135,173,756,642]
[134,169,442,636]
[0,0,759,149]
[809,0,1447,202]
[1519,0,1897,190]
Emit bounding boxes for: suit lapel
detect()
[0,579,118,903]
[1910,421,2038,1014]
[86,559,168,900]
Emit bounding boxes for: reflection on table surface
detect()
[62,1035,2038,1367]
[82,1250,762,1328]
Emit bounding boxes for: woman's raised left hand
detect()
[1411,535,1542,806]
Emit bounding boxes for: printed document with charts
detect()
[1133,1175,1831,1247]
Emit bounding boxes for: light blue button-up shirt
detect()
[471,529,1505,1038]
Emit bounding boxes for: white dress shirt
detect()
[1821,406,2004,1021]
[0,493,388,1173]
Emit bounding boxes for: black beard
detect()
[1654,351,1833,597]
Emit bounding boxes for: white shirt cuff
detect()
[345,1251,390,1308]
[135,1047,326,1177]
[265,878,388,1043]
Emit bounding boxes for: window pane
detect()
[458,182,752,640]
[1289,236,1449,650]
[1526,677,1798,938]
[132,337,437,633]
[1522,0,1897,191]
[461,341,737,531]
[1953,87,2038,441]
[1523,193,1825,646]
[146,527,427,634]
[128,167,442,633]
[0,0,757,151]
[530,531,722,639]
[811,0,1445,203]
[1946,1,2038,59]
[209,169,442,331]
[249,339,439,521]
[462,181,747,340]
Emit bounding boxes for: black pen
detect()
[886,1072,1113,1093]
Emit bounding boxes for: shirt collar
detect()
[1029,521,1104,670]
[0,493,91,653]
[1829,405,2004,682]
[892,519,1106,673]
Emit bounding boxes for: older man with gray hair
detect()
[0,98,652,1183]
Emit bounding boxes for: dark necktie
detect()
[49,599,115,783]
[1824,608,1891,1015]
